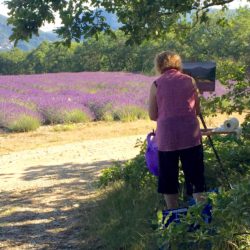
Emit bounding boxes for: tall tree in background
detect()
[0,8,249,75]
[0,47,26,74]
[5,0,249,45]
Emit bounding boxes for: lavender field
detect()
[0,72,158,131]
[0,71,227,132]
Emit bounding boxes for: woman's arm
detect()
[192,78,201,116]
[148,83,158,121]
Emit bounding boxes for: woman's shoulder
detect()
[153,74,165,86]
[155,70,192,84]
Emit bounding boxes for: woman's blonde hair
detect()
[154,51,182,74]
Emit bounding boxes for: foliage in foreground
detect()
[5,0,248,46]
[81,118,250,249]
[158,179,250,250]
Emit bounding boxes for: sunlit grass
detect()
[113,106,149,122]
[43,109,91,125]
[7,115,41,132]
[52,124,76,132]
[64,109,91,123]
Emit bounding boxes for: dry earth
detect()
[0,115,246,249]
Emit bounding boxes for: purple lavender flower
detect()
[0,101,42,127]
[0,71,229,128]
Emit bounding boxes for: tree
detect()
[45,43,77,72]
[5,0,247,45]
[0,48,26,74]
[1,8,249,76]
[23,41,51,73]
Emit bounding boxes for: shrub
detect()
[41,107,67,124]
[0,101,42,131]
[113,105,148,122]
[158,178,250,250]
[41,108,91,124]
[98,138,156,189]
[52,124,76,131]
[64,109,92,123]
[87,102,114,121]
[6,115,41,132]
[98,161,125,187]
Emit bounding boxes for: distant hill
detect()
[0,10,120,51]
[0,14,58,51]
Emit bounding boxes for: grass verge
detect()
[79,181,161,250]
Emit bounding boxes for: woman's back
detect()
[148,51,206,210]
[156,69,197,118]
[155,69,201,151]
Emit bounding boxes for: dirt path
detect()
[0,120,155,155]
[0,134,145,249]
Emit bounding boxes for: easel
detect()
[199,113,234,189]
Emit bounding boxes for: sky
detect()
[0,0,249,32]
[0,0,62,31]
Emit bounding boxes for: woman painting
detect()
[148,51,206,209]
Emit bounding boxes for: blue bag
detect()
[162,207,188,228]
[162,204,212,229]
[145,131,159,176]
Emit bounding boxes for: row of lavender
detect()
[0,72,156,131]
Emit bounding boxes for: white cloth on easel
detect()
[212,117,242,137]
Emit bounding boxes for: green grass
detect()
[88,104,149,122]
[7,115,41,132]
[52,124,76,132]
[78,144,162,249]
[43,109,91,124]
[113,106,148,122]
[64,109,91,123]
[80,181,161,250]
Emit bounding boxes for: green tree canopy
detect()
[1,8,249,75]
[5,0,249,45]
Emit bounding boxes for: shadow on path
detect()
[0,160,122,249]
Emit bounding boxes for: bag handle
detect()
[146,130,156,144]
